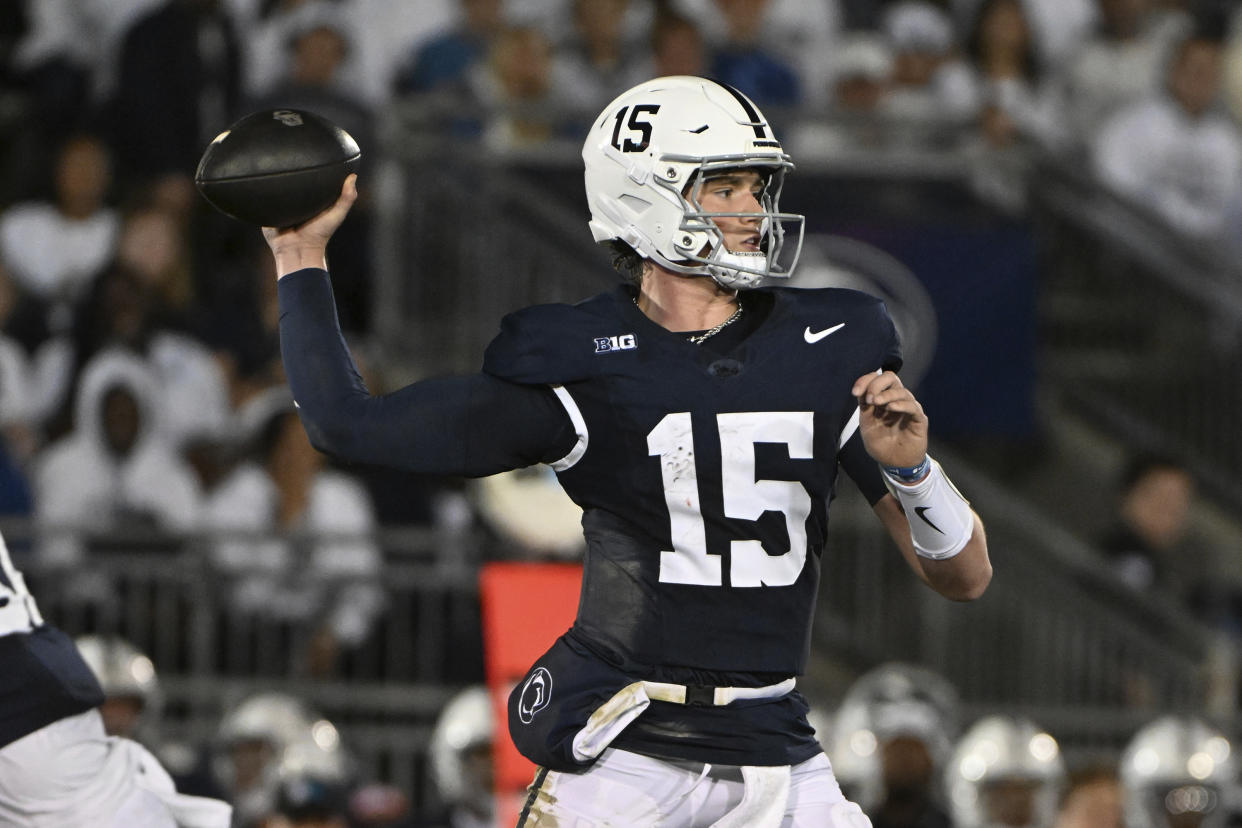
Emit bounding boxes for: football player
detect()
[265,75,991,826]
[0,531,232,826]
[829,662,961,826]
[1119,715,1235,828]
[946,715,1066,828]
[75,634,163,742]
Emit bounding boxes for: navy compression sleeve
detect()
[277,268,576,477]
[839,428,889,505]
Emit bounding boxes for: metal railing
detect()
[1029,153,1242,513]
[817,455,1220,757]
[370,148,615,380]
[3,519,483,814]
[6,485,1227,787]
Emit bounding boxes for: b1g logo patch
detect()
[518,667,553,723]
[594,333,637,354]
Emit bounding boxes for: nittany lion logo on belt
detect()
[518,667,553,723]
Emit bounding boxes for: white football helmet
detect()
[75,634,161,704]
[216,692,317,756]
[947,715,1066,828]
[1120,715,1235,828]
[213,691,320,824]
[429,685,495,812]
[582,75,805,289]
[278,716,352,786]
[829,662,962,811]
[75,634,163,738]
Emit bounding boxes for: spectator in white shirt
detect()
[1093,32,1242,238]
[787,34,895,158]
[964,0,1069,150]
[549,0,644,120]
[1058,0,1191,147]
[880,1,979,130]
[0,133,117,310]
[33,348,203,573]
[200,389,385,678]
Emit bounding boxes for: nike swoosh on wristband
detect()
[914,506,944,534]
[804,323,845,343]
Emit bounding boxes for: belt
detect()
[641,677,797,707]
[571,677,798,762]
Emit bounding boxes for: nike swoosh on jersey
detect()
[804,323,845,343]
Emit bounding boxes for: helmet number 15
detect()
[648,411,813,588]
[610,104,661,153]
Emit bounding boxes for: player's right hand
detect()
[263,174,358,277]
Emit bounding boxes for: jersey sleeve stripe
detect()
[548,385,589,471]
[838,406,860,451]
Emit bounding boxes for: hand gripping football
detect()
[195,108,361,228]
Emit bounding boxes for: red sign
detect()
[479,562,581,825]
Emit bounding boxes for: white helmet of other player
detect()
[947,715,1066,828]
[429,685,495,812]
[582,75,804,290]
[217,691,317,753]
[213,690,320,824]
[278,716,352,785]
[74,634,163,738]
[212,690,315,794]
[829,662,962,811]
[1120,715,1235,828]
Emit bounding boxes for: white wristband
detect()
[883,457,973,560]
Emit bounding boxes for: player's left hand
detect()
[852,370,928,468]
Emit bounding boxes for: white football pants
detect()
[0,709,231,828]
[517,748,872,827]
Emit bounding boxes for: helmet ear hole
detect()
[618,194,651,213]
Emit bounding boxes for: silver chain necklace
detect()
[634,296,744,345]
[686,302,743,345]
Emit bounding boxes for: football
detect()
[194,108,361,228]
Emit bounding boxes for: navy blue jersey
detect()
[484,285,901,677]
[277,269,902,767]
[0,540,104,748]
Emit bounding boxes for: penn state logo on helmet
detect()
[582,75,805,290]
[518,667,553,724]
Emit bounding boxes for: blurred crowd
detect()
[3,0,1242,824]
[0,0,1239,650]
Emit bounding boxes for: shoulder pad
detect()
[482,292,617,385]
[766,286,903,372]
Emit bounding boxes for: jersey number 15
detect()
[648,411,813,588]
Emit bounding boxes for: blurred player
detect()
[265,75,991,825]
[946,714,1067,828]
[213,691,337,828]
[75,633,163,742]
[0,530,231,826]
[1120,715,1235,828]
[426,685,495,828]
[830,663,961,827]
[259,721,354,828]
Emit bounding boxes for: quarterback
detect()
[267,76,991,826]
